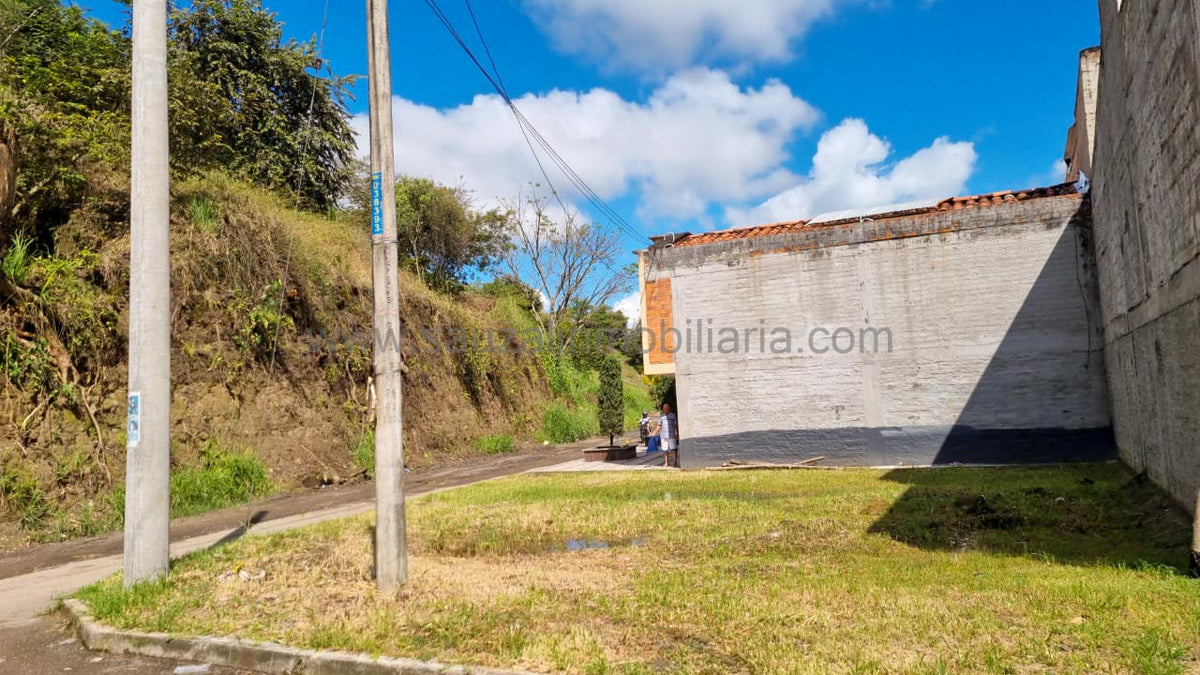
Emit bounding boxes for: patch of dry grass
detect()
[78,465,1200,674]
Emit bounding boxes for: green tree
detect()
[597,354,623,447]
[650,375,676,410]
[0,0,129,242]
[478,274,543,314]
[0,0,360,244]
[168,0,356,208]
[393,176,508,292]
[564,300,629,371]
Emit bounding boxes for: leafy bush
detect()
[170,440,273,518]
[650,375,676,410]
[30,250,120,370]
[474,435,515,455]
[479,274,542,314]
[1,0,357,246]
[168,0,357,209]
[235,279,294,362]
[0,0,129,239]
[1,333,57,394]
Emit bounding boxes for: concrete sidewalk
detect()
[529,448,673,472]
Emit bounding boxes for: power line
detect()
[423,0,646,247]
[463,0,508,100]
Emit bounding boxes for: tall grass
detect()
[2,439,272,541]
[170,441,273,518]
[1,232,34,286]
[188,195,217,234]
[474,434,515,455]
[539,404,598,443]
[352,430,375,476]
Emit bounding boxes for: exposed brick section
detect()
[643,277,675,367]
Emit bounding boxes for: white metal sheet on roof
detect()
[807,198,945,225]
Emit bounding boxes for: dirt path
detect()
[0,433,631,674]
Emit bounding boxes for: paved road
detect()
[0,435,627,674]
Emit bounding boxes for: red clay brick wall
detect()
[644,277,674,367]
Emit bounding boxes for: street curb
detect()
[61,599,538,675]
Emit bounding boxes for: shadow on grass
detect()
[208,510,268,550]
[867,463,1194,573]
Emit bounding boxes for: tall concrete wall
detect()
[1092,0,1200,512]
[1065,47,1101,183]
[644,195,1112,468]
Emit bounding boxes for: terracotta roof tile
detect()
[672,183,1082,248]
[676,220,810,247]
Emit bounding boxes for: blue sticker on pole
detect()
[127,392,141,448]
[370,172,384,236]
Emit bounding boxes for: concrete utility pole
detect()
[124,0,172,587]
[366,0,407,590]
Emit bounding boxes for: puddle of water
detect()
[566,539,609,551]
[565,537,650,551]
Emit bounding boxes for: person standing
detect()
[641,411,661,455]
[658,403,679,468]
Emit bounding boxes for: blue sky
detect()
[81,0,1099,244]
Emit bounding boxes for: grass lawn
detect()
[77,464,1200,674]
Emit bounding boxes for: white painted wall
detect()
[651,198,1110,466]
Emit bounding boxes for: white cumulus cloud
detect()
[521,0,845,73]
[612,291,641,327]
[726,118,977,227]
[351,68,819,221]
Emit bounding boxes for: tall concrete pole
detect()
[366,0,407,590]
[124,0,172,587]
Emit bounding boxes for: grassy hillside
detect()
[0,173,649,548]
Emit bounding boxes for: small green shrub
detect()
[189,195,217,234]
[170,440,273,518]
[235,279,295,362]
[0,466,53,531]
[1,233,34,285]
[29,250,120,368]
[539,404,598,444]
[474,434,515,455]
[352,429,375,476]
[1,333,58,394]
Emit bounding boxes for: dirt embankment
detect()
[0,174,553,549]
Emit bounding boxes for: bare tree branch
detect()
[501,189,631,352]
